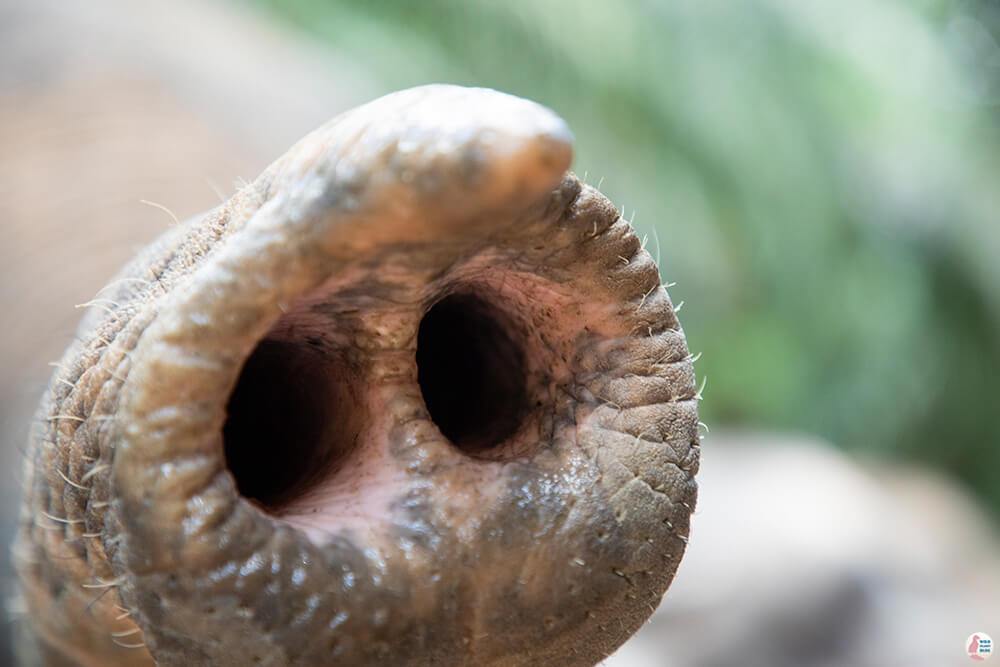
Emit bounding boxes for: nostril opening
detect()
[223,339,361,511]
[416,292,528,454]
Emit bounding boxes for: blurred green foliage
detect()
[248,0,1000,517]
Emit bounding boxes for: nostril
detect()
[417,292,529,455]
[223,339,362,511]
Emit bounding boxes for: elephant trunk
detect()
[12,85,699,666]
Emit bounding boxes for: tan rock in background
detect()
[605,432,1000,667]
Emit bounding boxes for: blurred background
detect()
[1,0,997,665]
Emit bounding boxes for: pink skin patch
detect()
[223,248,619,545]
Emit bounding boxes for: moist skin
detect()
[12,85,699,666]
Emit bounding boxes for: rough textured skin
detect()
[11,85,699,666]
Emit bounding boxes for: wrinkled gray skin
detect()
[12,85,699,666]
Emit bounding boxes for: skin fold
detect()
[11,85,700,666]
